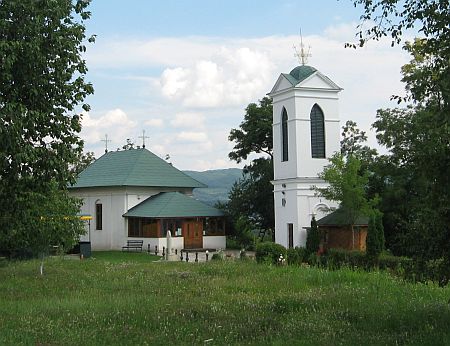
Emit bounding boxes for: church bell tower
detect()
[268,62,342,248]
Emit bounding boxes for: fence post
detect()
[195,252,198,263]
[162,246,165,258]
[186,252,189,262]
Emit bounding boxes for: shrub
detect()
[211,250,224,261]
[255,242,287,264]
[322,249,368,269]
[287,247,307,265]
[226,237,241,250]
[306,217,320,255]
[366,210,384,263]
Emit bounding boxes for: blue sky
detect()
[81,0,410,170]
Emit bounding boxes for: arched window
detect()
[281,108,288,161]
[95,200,102,230]
[310,104,325,158]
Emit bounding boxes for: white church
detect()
[269,63,341,249]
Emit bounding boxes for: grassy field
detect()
[0,252,449,345]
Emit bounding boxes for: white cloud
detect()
[170,112,205,129]
[82,25,412,170]
[159,46,275,108]
[176,131,208,143]
[145,118,164,127]
[81,109,137,145]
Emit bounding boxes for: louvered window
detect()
[310,104,325,158]
[281,108,288,161]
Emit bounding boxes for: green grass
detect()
[91,251,160,263]
[0,253,449,345]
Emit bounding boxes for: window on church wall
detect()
[162,219,182,237]
[310,104,326,158]
[95,202,102,230]
[128,218,159,237]
[203,217,225,236]
[281,108,289,161]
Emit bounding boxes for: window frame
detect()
[310,104,326,158]
[95,202,102,230]
[281,107,289,162]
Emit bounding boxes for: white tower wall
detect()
[270,68,342,249]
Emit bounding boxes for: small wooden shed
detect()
[316,209,369,251]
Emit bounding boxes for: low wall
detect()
[203,236,226,250]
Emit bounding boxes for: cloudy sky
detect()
[80,0,412,171]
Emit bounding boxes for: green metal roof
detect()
[70,148,205,189]
[317,209,369,226]
[283,65,317,86]
[123,192,224,218]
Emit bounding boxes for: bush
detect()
[226,237,241,250]
[321,249,368,269]
[287,247,307,265]
[306,217,320,255]
[211,249,224,261]
[255,242,287,264]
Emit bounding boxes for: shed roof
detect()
[317,209,369,227]
[123,192,224,218]
[70,148,205,189]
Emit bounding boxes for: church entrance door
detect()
[183,219,203,249]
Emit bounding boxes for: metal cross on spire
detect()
[293,29,312,65]
[101,134,111,153]
[138,130,150,148]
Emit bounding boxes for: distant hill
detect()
[183,168,243,206]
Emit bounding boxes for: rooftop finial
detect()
[101,134,111,153]
[138,130,150,149]
[293,28,311,65]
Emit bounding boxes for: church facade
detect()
[69,148,226,251]
[269,65,342,248]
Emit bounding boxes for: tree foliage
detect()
[351,1,449,271]
[228,97,273,162]
[306,216,320,255]
[71,151,96,177]
[317,153,375,227]
[226,157,274,236]
[225,97,274,241]
[366,210,384,261]
[0,0,93,257]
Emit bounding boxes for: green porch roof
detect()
[70,148,205,189]
[123,192,224,218]
[317,209,369,227]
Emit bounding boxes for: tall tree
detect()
[316,153,377,249]
[226,97,274,240]
[351,1,449,281]
[0,0,94,257]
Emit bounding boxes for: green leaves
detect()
[316,153,376,228]
[0,0,93,256]
[228,97,273,163]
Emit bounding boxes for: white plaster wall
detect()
[203,236,226,250]
[274,178,338,248]
[132,236,184,254]
[271,72,341,250]
[273,181,299,248]
[71,187,127,250]
[70,186,195,251]
[273,91,298,180]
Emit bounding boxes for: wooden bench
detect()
[122,240,143,252]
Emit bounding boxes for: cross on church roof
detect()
[293,29,311,66]
[138,130,150,148]
[101,134,111,153]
